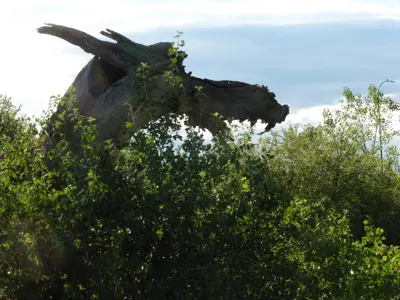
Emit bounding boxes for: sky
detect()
[1,0,400,134]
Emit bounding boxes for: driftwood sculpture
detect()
[37,23,289,146]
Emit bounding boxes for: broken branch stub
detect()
[37,23,289,145]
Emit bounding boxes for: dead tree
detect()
[37,23,289,147]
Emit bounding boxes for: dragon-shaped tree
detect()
[37,23,289,147]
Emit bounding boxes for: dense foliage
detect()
[2,44,400,299]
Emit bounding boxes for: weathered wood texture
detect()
[37,23,289,143]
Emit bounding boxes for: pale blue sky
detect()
[134,19,400,110]
[1,0,400,129]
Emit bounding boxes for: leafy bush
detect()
[1,87,400,299]
[2,37,400,298]
[261,85,400,245]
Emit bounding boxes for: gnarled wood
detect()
[37,23,289,145]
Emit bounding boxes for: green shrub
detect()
[1,90,400,299]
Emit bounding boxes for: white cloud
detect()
[7,0,400,32]
[273,92,400,131]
